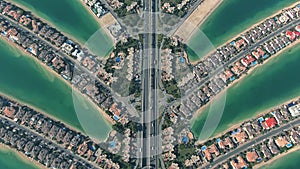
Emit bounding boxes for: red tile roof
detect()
[286,30,296,41]
[265,117,277,128]
[241,58,250,67]
[246,54,256,63]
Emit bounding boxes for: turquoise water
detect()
[10,0,113,56]
[187,0,299,61]
[0,38,111,140]
[259,150,300,169]
[192,45,300,140]
[0,147,40,169]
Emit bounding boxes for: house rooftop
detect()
[230,156,247,169]
[275,136,290,148]
[288,103,300,117]
[3,106,17,118]
[264,117,277,129]
[246,151,259,163]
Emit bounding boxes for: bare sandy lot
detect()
[174,0,223,42]
[98,12,118,44]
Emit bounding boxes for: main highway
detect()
[140,0,160,167]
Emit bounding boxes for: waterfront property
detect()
[171,3,300,127]
[187,0,299,61]
[192,44,300,139]
[160,4,300,167]
[176,3,300,108]
[165,3,300,130]
[0,31,113,140]
[0,0,138,133]
[0,95,123,168]
[162,96,300,168]
[10,0,110,44]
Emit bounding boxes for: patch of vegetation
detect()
[104,37,140,80]
[104,57,116,74]
[161,0,197,18]
[162,114,174,129]
[129,77,142,96]
[114,38,139,55]
[174,144,196,167]
[162,79,182,99]
[162,37,186,53]
[114,0,142,17]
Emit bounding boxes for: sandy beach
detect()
[0,144,47,169]
[174,0,223,42]
[97,12,118,44]
[0,36,115,129]
[254,145,300,169]
[190,1,300,65]
[193,39,300,144]
[78,0,117,44]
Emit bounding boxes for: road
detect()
[201,118,300,169]
[0,13,139,118]
[179,18,300,104]
[140,0,160,167]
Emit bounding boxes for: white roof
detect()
[288,104,300,117]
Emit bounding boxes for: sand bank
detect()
[174,0,223,42]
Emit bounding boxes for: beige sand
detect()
[0,144,48,169]
[193,39,300,144]
[79,1,117,44]
[98,12,118,44]
[190,1,300,65]
[174,0,223,42]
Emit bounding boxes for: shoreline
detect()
[2,1,117,125]
[185,0,224,42]
[192,39,300,143]
[189,1,300,65]
[6,0,89,46]
[0,144,47,169]
[78,0,116,45]
[174,0,223,42]
[7,0,114,57]
[0,36,115,132]
[253,145,300,169]
[194,95,300,145]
